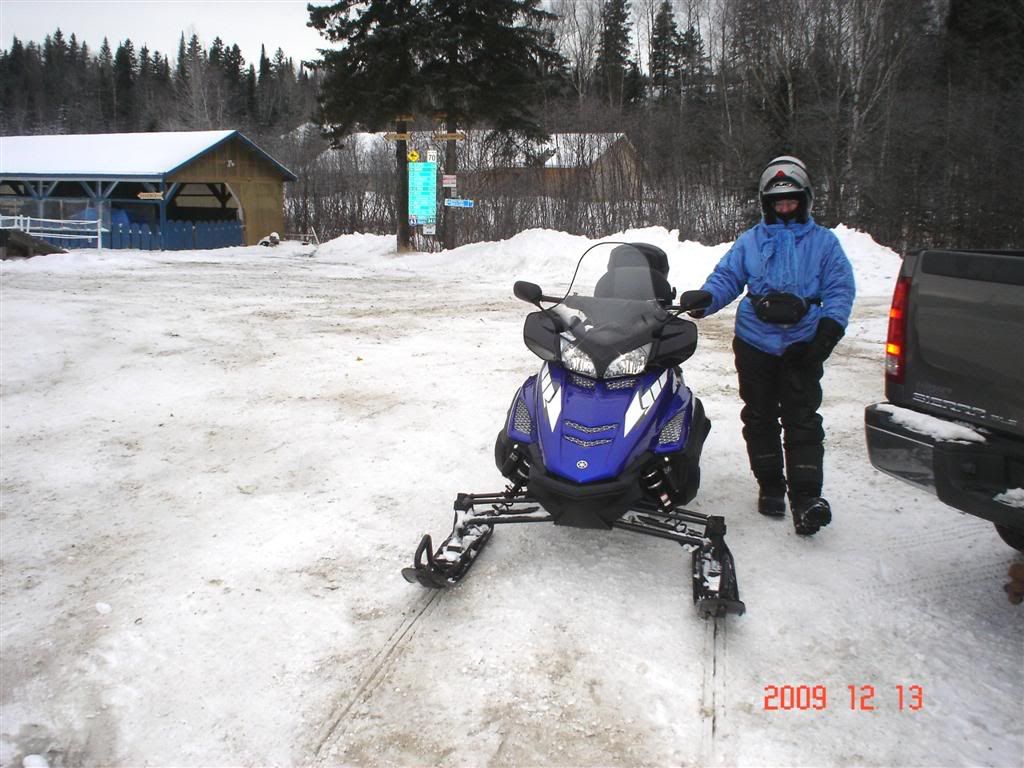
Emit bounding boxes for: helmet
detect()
[759,155,813,222]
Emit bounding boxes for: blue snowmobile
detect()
[402,242,745,618]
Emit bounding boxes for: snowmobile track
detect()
[698,616,728,765]
[313,590,442,759]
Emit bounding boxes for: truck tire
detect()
[994,524,1024,553]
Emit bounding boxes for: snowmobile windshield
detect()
[549,243,673,378]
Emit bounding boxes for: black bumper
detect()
[864,403,1024,531]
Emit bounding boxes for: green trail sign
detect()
[408,162,437,225]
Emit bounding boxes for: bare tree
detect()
[550,0,603,103]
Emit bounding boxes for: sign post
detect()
[385,117,413,252]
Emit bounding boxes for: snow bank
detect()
[2,224,901,300]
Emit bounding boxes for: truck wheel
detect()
[995,524,1024,553]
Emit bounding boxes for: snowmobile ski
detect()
[400,492,550,588]
[403,491,745,616]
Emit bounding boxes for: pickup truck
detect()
[864,249,1024,552]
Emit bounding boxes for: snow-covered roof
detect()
[529,133,630,168]
[0,130,297,181]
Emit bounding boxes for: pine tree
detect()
[113,39,137,130]
[678,24,709,101]
[649,0,682,102]
[309,1,427,137]
[175,33,187,83]
[43,29,70,129]
[97,37,115,124]
[418,0,564,137]
[594,0,632,109]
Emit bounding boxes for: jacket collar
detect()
[759,216,816,237]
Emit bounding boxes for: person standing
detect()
[692,156,855,535]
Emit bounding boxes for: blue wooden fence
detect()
[46,220,244,251]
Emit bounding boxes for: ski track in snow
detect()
[1,230,1022,768]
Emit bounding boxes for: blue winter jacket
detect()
[700,217,856,356]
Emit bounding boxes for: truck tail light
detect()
[885,276,911,383]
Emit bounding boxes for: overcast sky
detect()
[0,0,331,68]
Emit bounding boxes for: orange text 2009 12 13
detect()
[762,684,924,712]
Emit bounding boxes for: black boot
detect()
[758,485,787,517]
[791,496,832,536]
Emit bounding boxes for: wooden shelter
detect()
[0,130,297,248]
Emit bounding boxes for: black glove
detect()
[802,317,845,364]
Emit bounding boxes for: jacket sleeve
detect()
[819,232,856,328]
[699,236,750,316]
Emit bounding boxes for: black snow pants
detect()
[732,336,825,498]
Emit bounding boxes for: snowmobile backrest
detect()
[608,243,670,277]
[594,266,674,303]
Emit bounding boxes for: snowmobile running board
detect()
[401,490,746,618]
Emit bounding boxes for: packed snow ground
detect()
[1,227,1021,768]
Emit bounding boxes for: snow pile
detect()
[308,224,897,300]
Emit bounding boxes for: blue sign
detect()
[443,198,475,208]
[409,162,437,222]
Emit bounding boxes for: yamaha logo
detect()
[576,460,588,469]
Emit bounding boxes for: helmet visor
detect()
[759,156,811,198]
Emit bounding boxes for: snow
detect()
[0,131,235,177]
[995,489,1024,509]
[875,403,988,443]
[2,226,1021,767]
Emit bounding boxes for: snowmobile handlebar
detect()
[677,289,713,314]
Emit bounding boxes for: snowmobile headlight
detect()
[605,344,651,378]
[560,337,596,377]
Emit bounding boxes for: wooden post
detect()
[396,118,412,253]
[442,117,458,251]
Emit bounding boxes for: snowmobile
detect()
[402,242,745,618]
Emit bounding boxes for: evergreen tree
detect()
[308,1,428,138]
[175,33,187,83]
[42,29,70,129]
[418,0,565,137]
[678,24,709,100]
[223,44,248,121]
[649,0,682,102]
[946,0,1024,88]
[209,36,225,71]
[245,63,258,121]
[97,37,114,124]
[113,39,137,130]
[594,0,632,109]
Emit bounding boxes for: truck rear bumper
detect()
[864,403,1024,531]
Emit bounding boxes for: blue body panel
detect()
[508,363,695,483]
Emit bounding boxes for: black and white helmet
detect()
[759,155,813,221]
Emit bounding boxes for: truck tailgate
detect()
[902,250,1024,438]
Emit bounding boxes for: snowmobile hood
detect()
[533,364,682,483]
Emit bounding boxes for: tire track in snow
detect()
[312,589,443,760]
[699,616,728,766]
